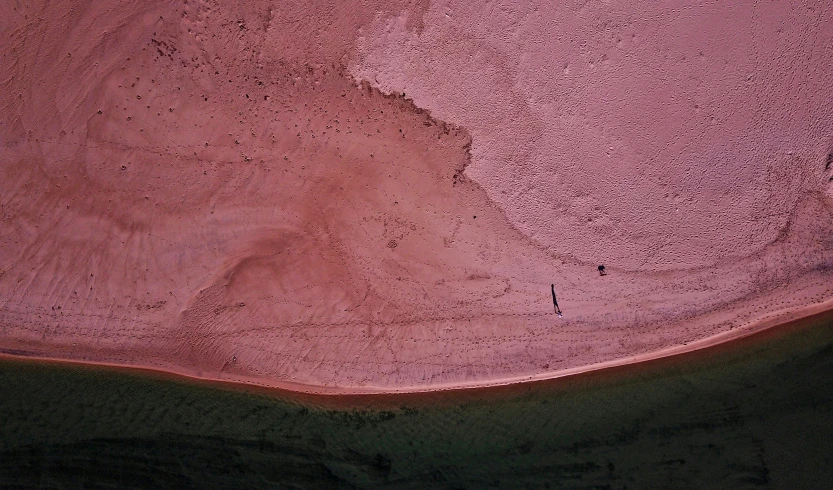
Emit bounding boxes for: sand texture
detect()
[1,0,832,393]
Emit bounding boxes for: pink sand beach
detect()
[1,0,832,396]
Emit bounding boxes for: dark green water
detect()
[1,315,832,489]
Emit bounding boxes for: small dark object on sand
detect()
[550,284,562,316]
[598,265,607,276]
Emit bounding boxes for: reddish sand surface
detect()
[1,0,832,394]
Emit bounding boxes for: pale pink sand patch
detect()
[351,0,833,270]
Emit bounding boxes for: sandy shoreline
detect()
[2,1,832,404]
[3,300,831,407]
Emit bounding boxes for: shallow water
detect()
[1,314,832,489]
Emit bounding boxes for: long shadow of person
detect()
[551,284,562,317]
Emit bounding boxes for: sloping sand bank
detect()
[1,0,832,393]
[2,300,832,398]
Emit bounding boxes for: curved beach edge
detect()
[2,299,832,400]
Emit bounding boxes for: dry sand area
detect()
[1,0,832,393]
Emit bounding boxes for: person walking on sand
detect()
[551,284,562,317]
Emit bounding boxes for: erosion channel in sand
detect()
[1,1,832,394]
